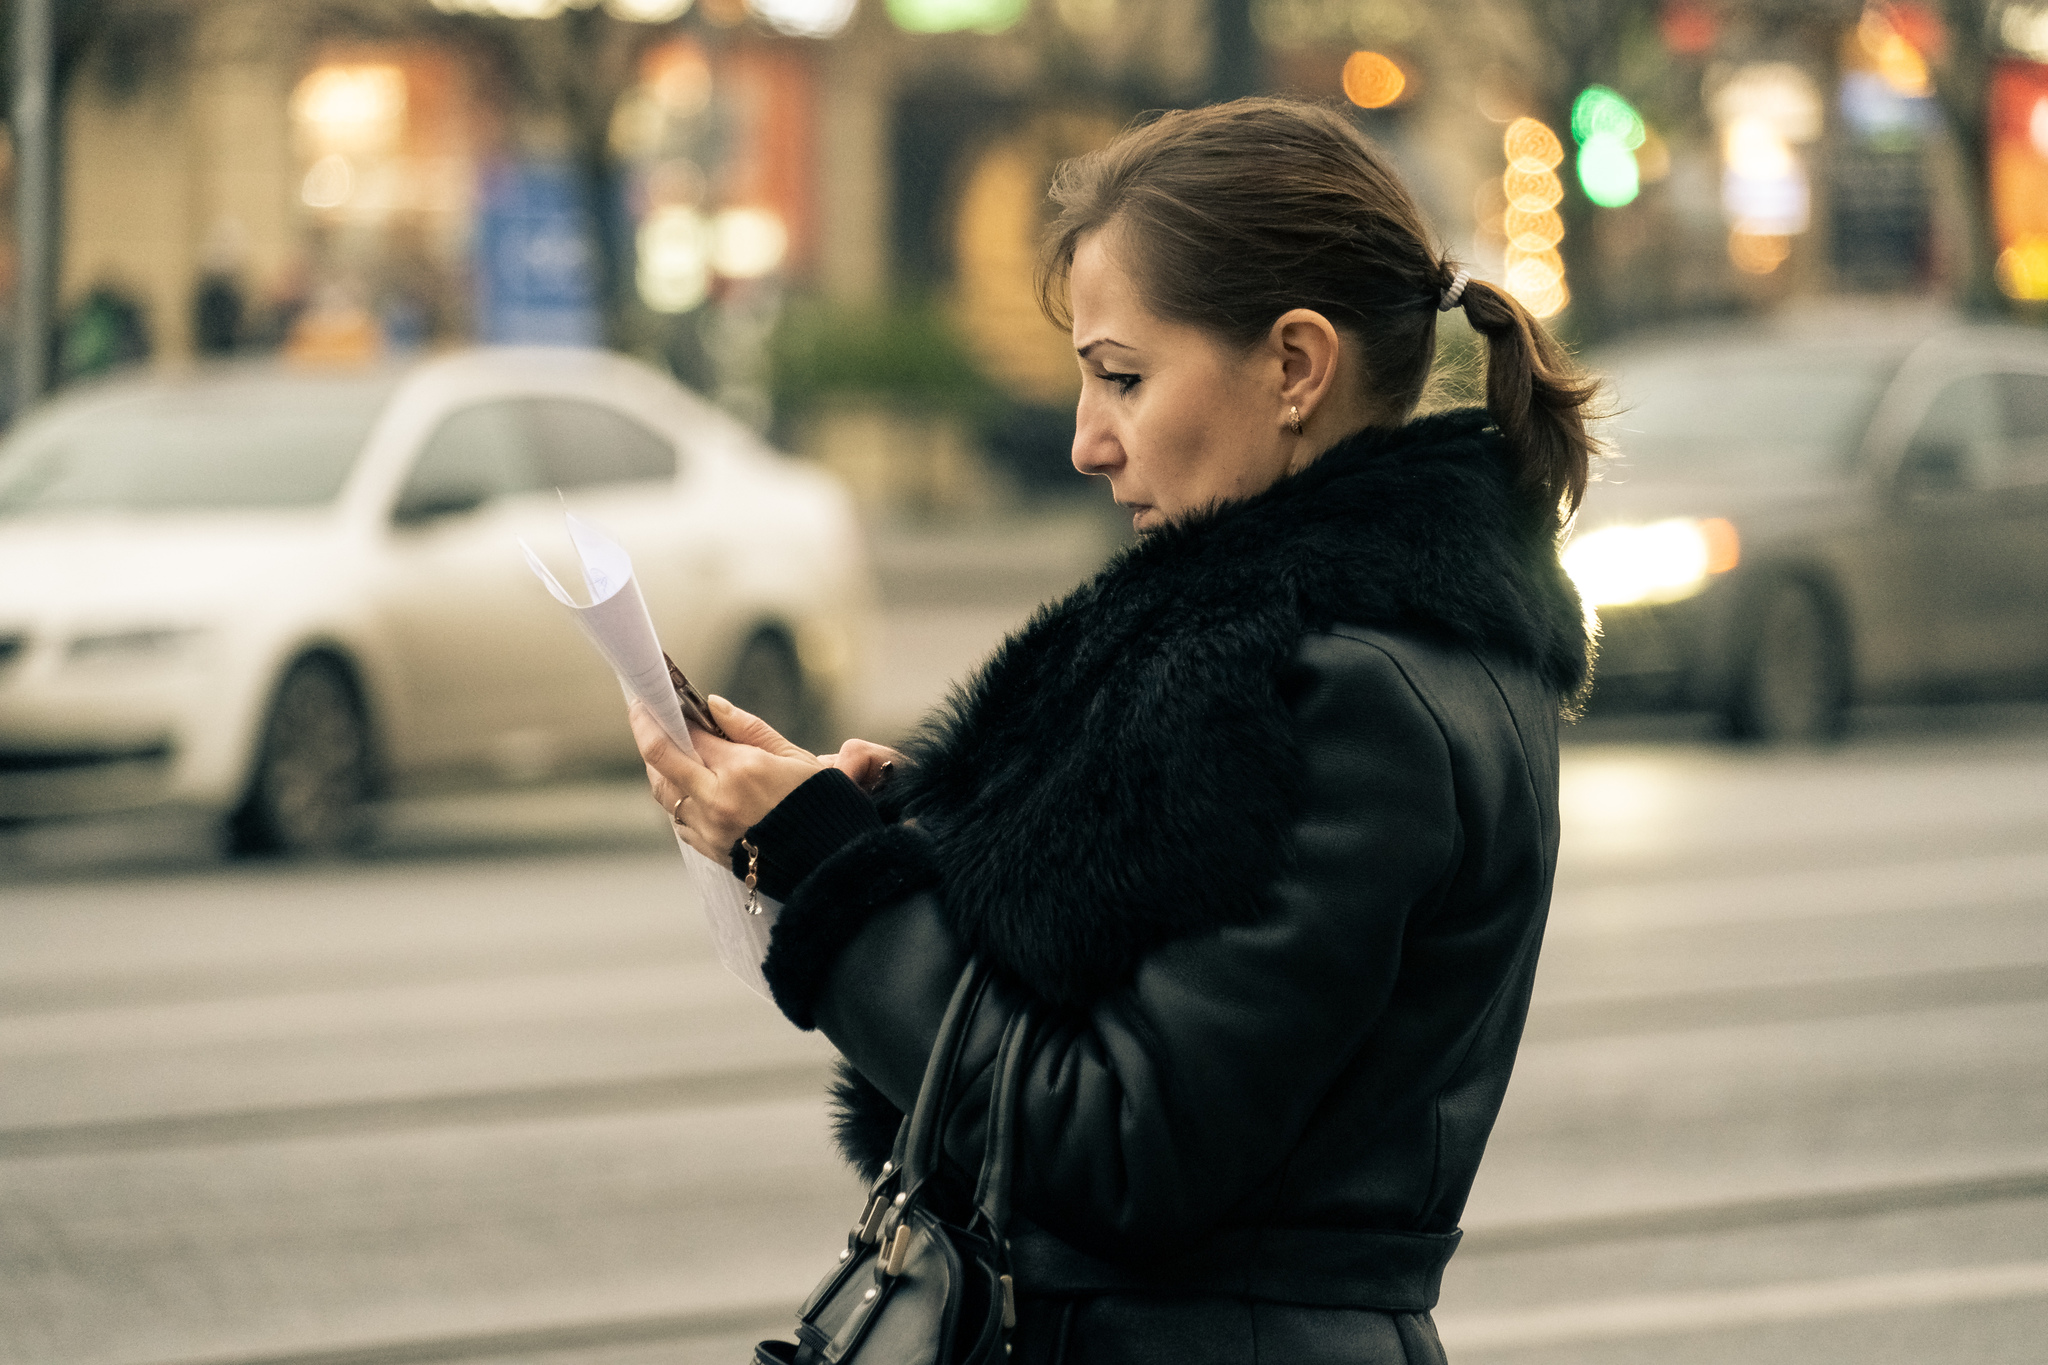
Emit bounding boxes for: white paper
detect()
[522,511,782,1000]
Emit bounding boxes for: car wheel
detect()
[227,657,372,856]
[724,631,819,752]
[1726,580,1850,745]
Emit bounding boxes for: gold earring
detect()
[1288,405,1304,436]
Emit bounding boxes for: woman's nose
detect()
[1072,399,1121,477]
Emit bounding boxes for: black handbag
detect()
[755,960,1028,1365]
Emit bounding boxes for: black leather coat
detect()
[753,411,1591,1363]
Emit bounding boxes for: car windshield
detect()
[1599,351,1893,483]
[0,373,396,516]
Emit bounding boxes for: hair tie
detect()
[1437,268,1470,312]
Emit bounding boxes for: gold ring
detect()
[671,795,686,825]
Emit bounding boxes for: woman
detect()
[635,97,1596,1363]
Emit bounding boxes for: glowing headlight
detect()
[1563,517,1739,609]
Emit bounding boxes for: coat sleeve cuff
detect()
[761,822,943,1030]
[730,768,884,903]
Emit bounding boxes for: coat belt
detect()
[1008,1223,1463,1311]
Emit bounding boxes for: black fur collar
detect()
[883,408,1588,1010]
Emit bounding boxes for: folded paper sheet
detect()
[522,512,782,1000]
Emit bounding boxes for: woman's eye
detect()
[1101,371,1140,394]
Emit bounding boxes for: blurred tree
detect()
[426,9,646,347]
[0,0,124,405]
[1207,0,1260,103]
[1918,0,2004,312]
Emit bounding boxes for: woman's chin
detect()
[1125,503,1162,534]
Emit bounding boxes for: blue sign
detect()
[474,161,602,346]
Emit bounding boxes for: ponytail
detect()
[1457,278,1601,521]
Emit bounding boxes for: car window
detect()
[1900,373,2002,494]
[397,401,542,517]
[1600,355,1887,483]
[1997,372,2048,487]
[0,376,394,516]
[527,398,678,490]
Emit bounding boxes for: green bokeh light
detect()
[887,0,1026,33]
[1577,133,1641,207]
[1571,85,1646,151]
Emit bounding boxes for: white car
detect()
[0,347,874,853]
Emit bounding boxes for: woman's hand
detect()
[823,737,904,793]
[631,696,822,863]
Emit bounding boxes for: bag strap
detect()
[893,959,1032,1243]
[900,959,993,1195]
[971,1007,1030,1236]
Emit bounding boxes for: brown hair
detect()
[1037,97,1598,518]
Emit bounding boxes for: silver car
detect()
[0,347,874,852]
[1574,314,2048,741]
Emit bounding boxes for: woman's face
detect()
[1068,232,1299,534]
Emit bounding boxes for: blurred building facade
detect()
[6,0,2046,501]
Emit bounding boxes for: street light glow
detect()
[300,153,354,209]
[1570,85,1645,149]
[888,0,1026,33]
[1502,164,1563,213]
[749,0,856,36]
[1504,117,1563,172]
[1342,52,1406,110]
[1497,117,1568,318]
[1577,134,1640,207]
[637,206,711,313]
[291,66,407,155]
[711,207,789,278]
[1504,206,1563,252]
[2003,3,2048,60]
[1571,87,1645,208]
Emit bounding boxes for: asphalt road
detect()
[5,516,2048,1365]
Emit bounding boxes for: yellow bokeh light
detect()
[1729,229,1793,274]
[1496,118,1568,317]
[1997,235,2048,300]
[1504,117,1564,172]
[1859,9,1931,96]
[1504,206,1564,252]
[291,65,407,156]
[1506,247,1563,293]
[1504,245,1567,317]
[1518,280,1568,319]
[1343,51,1407,109]
[1503,165,1564,212]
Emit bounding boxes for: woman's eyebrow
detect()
[1076,338,1134,358]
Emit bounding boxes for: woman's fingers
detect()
[670,818,727,864]
[825,738,906,792]
[632,699,824,851]
[630,703,716,800]
[708,695,813,760]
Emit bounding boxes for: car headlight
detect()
[1563,517,1740,610]
[64,626,207,668]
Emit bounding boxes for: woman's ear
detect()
[1268,308,1343,426]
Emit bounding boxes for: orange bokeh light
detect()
[1504,206,1565,252]
[1729,228,1792,274]
[1503,165,1564,212]
[1343,51,1407,109]
[1504,117,1564,172]
[1700,517,1741,575]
